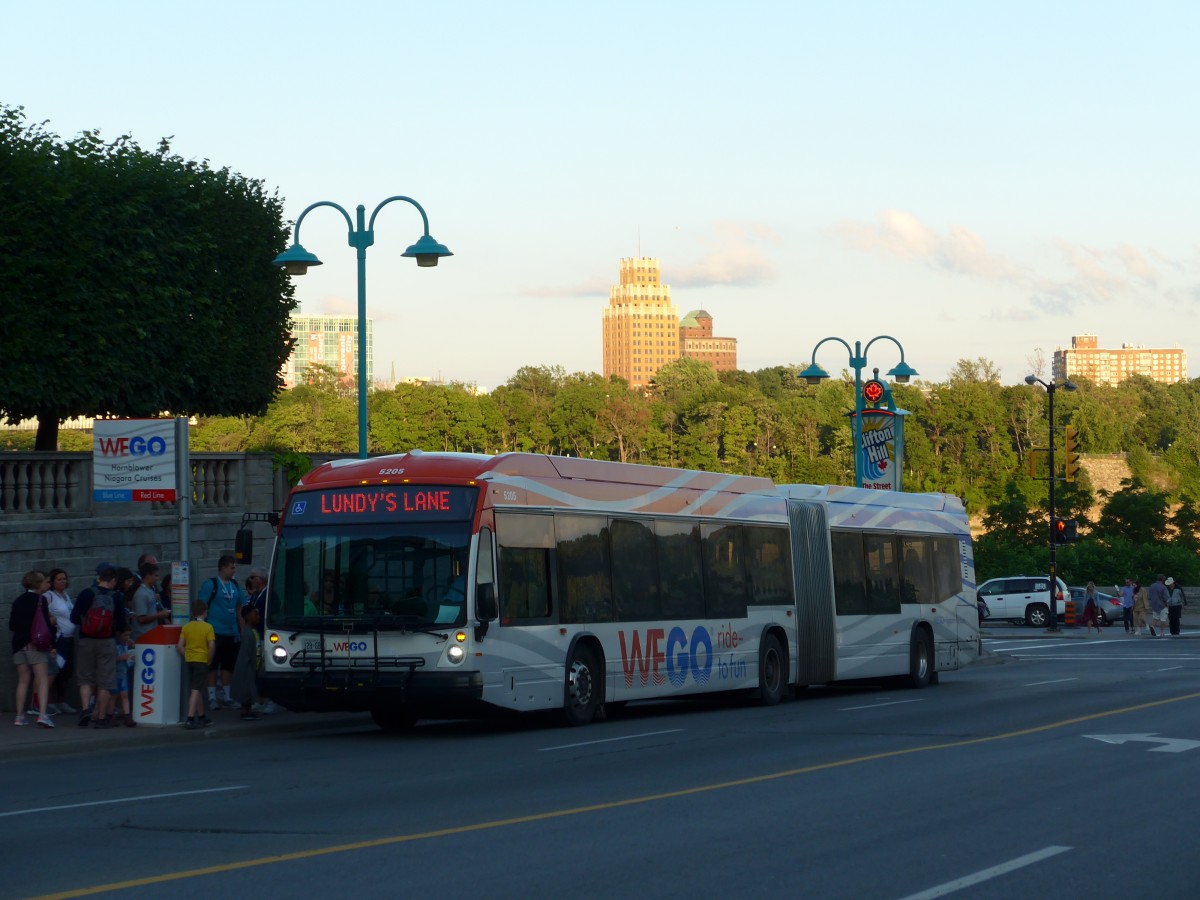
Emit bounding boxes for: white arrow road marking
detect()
[1084,733,1200,753]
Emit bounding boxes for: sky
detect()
[4,1,1197,390]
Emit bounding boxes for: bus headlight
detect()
[272,646,288,663]
[446,644,465,664]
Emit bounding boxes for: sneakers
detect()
[222,697,241,710]
[37,715,55,729]
[253,700,279,715]
[92,717,111,729]
[77,713,91,727]
[13,715,28,727]
[184,719,199,730]
[57,702,79,714]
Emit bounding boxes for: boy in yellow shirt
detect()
[176,599,216,730]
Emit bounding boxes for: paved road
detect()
[5,630,1200,899]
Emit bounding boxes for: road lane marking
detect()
[839,699,924,711]
[539,729,684,751]
[33,691,1200,899]
[1084,733,1200,753]
[895,845,1072,899]
[0,786,246,819]
[1009,656,1200,661]
[1024,678,1078,686]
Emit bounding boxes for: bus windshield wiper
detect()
[390,616,450,640]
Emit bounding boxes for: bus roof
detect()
[297,450,778,494]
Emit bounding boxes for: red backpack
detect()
[82,590,115,638]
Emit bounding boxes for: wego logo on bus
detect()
[618,624,746,688]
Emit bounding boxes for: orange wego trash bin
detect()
[134,625,184,726]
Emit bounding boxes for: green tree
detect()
[1094,476,1171,545]
[0,104,294,449]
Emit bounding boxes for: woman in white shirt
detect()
[43,569,78,715]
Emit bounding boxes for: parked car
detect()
[1069,587,1123,627]
[976,575,1069,627]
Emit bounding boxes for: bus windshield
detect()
[268,521,472,629]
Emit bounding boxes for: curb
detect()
[2,711,372,762]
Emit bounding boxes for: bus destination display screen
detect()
[286,485,477,524]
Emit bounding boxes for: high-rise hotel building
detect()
[679,309,738,373]
[602,257,679,388]
[1052,334,1187,386]
[283,315,374,388]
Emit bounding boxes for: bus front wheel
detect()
[561,644,602,727]
[757,633,787,705]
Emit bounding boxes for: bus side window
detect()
[610,518,660,621]
[495,513,555,623]
[863,532,900,615]
[555,514,613,624]
[701,523,748,619]
[901,537,935,605]
[744,525,793,606]
[831,531,868,616]
[657,520,704,620]
[498,548,552,621]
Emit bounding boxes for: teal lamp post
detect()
[273,197,452,459]
[799,335,917,488]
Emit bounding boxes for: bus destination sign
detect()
[287,485,477,524]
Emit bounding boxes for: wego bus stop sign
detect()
[93,418,178,502]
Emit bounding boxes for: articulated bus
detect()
[258,451,979,730]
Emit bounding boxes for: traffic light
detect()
[1064,424,1081,482]
[1053,516,1079,543]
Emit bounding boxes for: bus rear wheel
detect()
[757,633,787,705]
[371,706,418,732]
[906,632,933,688]
[561,644,602,727]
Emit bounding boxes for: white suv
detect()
[977,575,1069,627]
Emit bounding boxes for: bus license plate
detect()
[303,639,322,652]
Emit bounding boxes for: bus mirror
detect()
[234,528,253,564]
[476,583,497,621]
[475,583,497,641]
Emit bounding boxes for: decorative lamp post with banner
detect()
[273,196,452,459]
[799,335,917,490]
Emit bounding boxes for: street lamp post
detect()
[273,196,452,459]
[799,335,918,488]
[1025,373,1077,632]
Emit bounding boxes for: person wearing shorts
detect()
[177,600,215,730]
[71,567,126,729]
[199,556,248,710]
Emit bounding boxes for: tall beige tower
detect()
[602,257,679,387]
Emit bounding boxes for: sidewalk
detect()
[3,704,371,762]
[981,606,1200,639]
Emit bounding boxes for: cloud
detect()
[520,277,612,300]
[836,209,1188,318]
[835,209,1022,282]
[518,220,779,298]
[666,220,779,288]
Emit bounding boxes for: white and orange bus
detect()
[258,451,979,729]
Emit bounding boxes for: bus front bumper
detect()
[259,668,484,714]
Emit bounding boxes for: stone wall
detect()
[1,452,297,712]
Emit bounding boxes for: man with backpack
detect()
[199,555,248,710]
[70,564,127,728]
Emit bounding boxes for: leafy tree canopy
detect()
[0,104,296,448]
